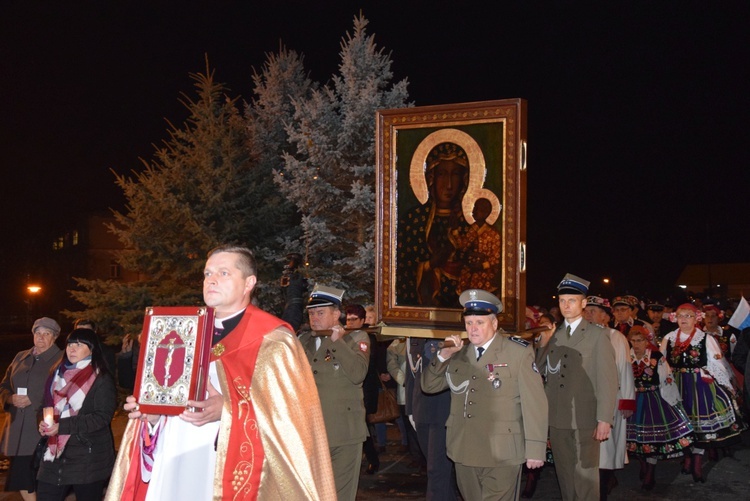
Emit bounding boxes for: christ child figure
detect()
[453,197,502,293]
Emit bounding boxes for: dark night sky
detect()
[1,1,749,310]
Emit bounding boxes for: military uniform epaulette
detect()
[509,336,530,347]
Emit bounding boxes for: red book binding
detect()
[133,306,215,415]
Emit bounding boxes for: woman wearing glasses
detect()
[659,303,743,482]
[0,317,64,501]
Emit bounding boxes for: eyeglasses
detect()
[676,314,696,319]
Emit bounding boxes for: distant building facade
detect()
[3,214,139,329]
[675,263,750,299]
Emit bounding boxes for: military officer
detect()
[422,289,548,501]
[536,274,618,501]
[298,284,370,501]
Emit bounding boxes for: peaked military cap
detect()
[306,284,345,309]
[459,289,503,315]
[557,273,590,296]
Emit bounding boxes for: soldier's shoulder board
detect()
[509,336,530,347]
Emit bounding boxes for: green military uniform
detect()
[536,319,618,500]
[422,333,548,501]
[298,327,370,500]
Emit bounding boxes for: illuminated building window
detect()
[110,261,121,279]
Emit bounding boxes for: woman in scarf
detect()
[37,328,117,500]
[659,303,743,483]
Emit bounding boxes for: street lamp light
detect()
[26,284,42,324]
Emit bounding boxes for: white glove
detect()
[408,414,416,430]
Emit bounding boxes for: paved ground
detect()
[356,428,750,500]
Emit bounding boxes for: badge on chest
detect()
[486,363,508,389]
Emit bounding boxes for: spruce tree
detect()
[276,14,410,304]
[68,64,257,335]
[68,16,410,332]
[244,47,314,284]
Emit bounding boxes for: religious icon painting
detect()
[133,306,215,415]
[375,99,528,334]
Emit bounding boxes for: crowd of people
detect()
[1,248,748,500]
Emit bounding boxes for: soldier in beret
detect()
[297,285,370,501]
[422,289,548,500]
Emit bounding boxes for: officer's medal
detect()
[486,364,502,389]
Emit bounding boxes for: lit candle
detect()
[43,407,54,426]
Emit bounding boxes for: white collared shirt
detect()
[565,317,583,335]
[475,334,497,359]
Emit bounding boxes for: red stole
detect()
[211,305,292,500]
[114,306,292,501]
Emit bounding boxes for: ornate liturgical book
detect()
[133,306,215,415]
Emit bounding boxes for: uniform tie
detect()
[476,347,485,361]
[566,325,572,337]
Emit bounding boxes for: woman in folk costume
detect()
[626,326,693,490]
[37,328,117,501]
[659,303,743,482]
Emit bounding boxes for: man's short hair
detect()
[207,245,257,277]
[73,318,97,332]
[345,304,366,319]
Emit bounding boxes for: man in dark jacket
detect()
[406,337,457,500]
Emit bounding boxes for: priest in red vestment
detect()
[105,245,335,501]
